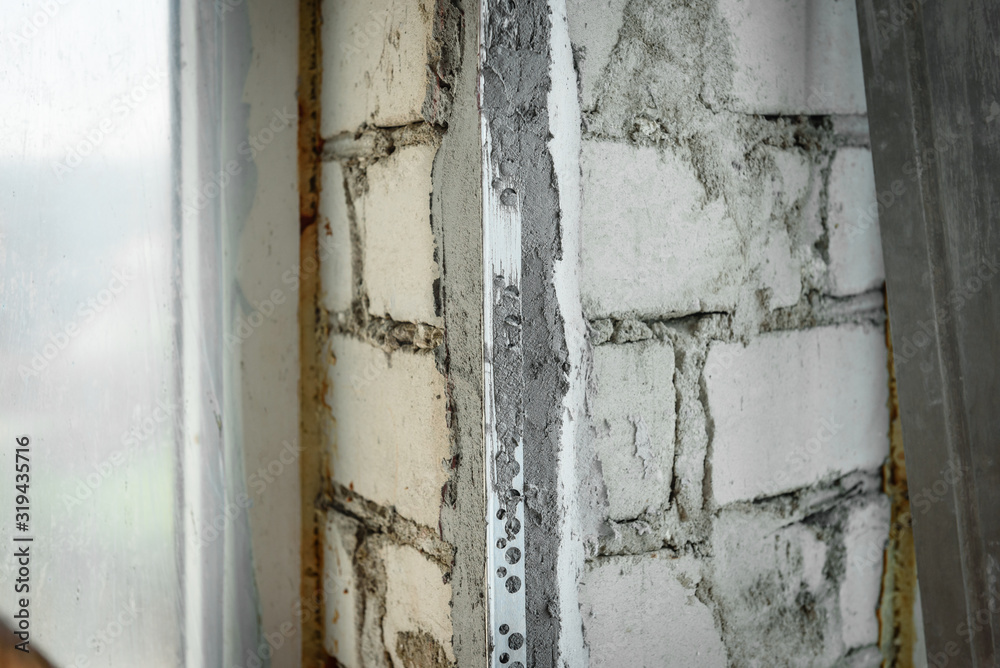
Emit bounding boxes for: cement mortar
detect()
[434,0,489,665]
[573,0,893,634]
[481,0,572,663]
[579,0,859,334]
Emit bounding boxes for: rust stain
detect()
[879,315,920,667]
[298,0,328,665]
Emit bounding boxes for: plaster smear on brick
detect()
[572,0,847,331]
[590,341,675,521]
[580,554,727,667]
[580,140,806,320]
[698,476,887,667]
[709,505,845,667]
[705,324,890,506]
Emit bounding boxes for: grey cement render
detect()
[435,1,488,666]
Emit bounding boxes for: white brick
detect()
[566,0,629,109]
[361,144,441,325]
[324,512,362,666]
[827,148,885,296]
[320,160,354,313]
[580,554,727,668]
[327,335,449,528]
[580,140,800,317]
[719,0,867,114]
[591,342,675,520]
[710,509,843,666]
[322,0,433,135]
[841,496,890,650]
[382,544,454,665]
[705,325,889,505]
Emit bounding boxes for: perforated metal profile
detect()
[480,17,528,662]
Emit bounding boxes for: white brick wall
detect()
[580,140,801,318]
[318,0,455,663]
[580,554,727,667]
[718,0,867,114]
[326,335,450,528]
[705,324,890,506]
[360,143,442,325]
[382,544,455,665]
[827,148,886,296]
[322,0,435,135]
[590,341,675,520]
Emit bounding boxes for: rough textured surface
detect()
[705,324,890,505]
[568,0,897,664]
[580,554,727,667]
[315,0,904,664]
[432,0,488,664]
[481,0,572,663]
[590,341,675,520]
[326,334,450,530]
[317,0,471,663]
[322,0,433,134]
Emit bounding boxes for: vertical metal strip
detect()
[480,3,529,662]
[856,0,1000,663]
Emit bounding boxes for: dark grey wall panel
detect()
[856,1,1000,665]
